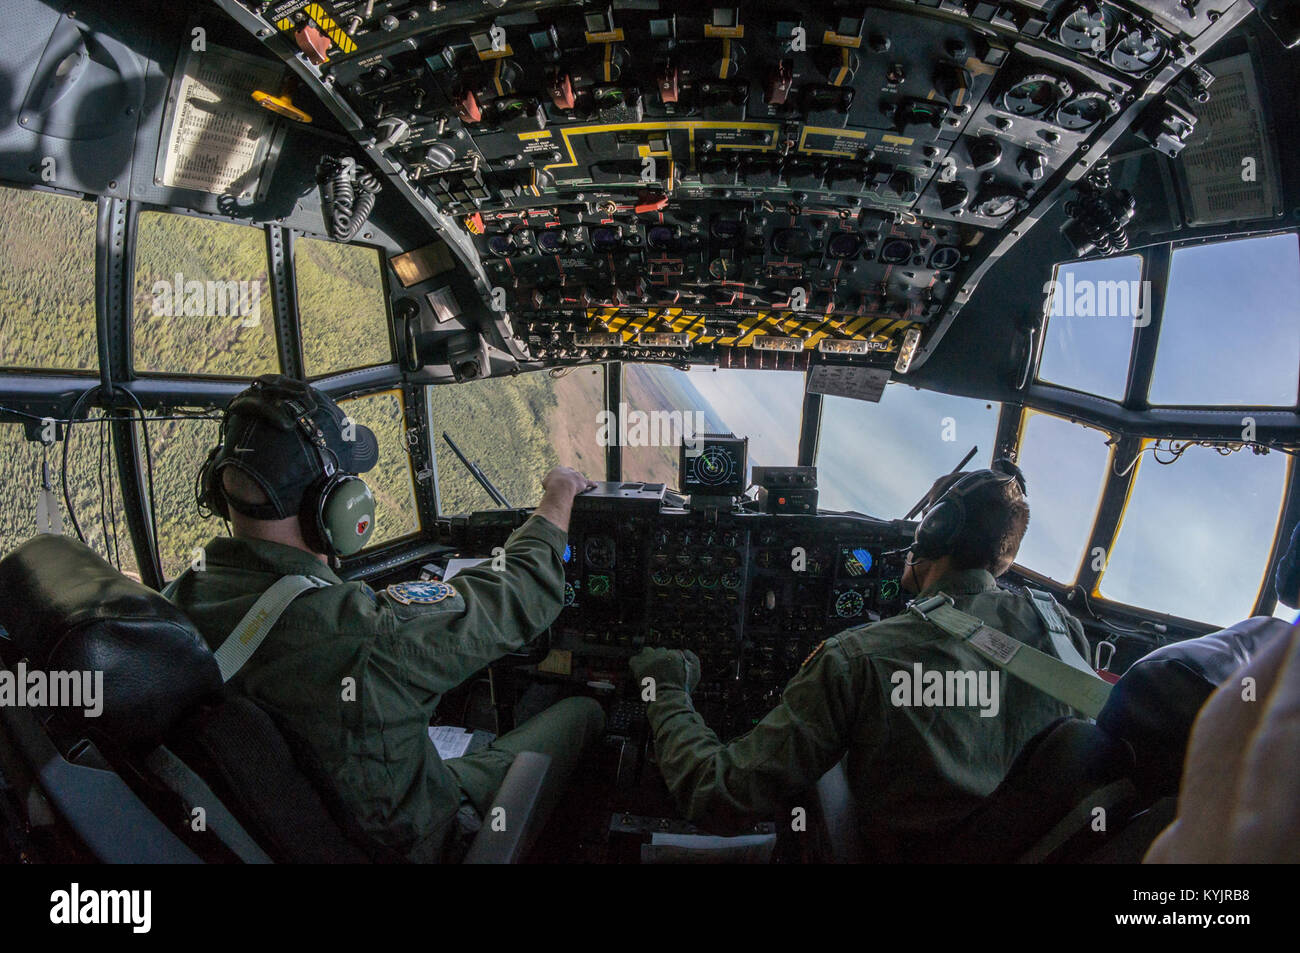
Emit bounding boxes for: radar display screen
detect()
[679,434,749,497]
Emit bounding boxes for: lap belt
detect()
[214,574,331,681]
[908,594,1113,719]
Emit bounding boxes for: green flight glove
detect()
[629,647,702,697]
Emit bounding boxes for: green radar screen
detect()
[679,434,748,496]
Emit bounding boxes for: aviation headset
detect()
[910,458,1027,562]
[197,378,377,557]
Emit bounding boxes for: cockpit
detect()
[0,0,1298,882]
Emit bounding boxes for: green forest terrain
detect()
[0,184,611,580]
[1,187,418,578]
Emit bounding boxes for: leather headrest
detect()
[1097,617,1293,797]
[0,535,221,744]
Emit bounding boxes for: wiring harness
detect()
[318,155,382,242]
[1062,162,1137,258]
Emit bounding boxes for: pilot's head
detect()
[903,462,1030,593]
[198,375,380,559]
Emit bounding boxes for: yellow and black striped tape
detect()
[276,4,356,55]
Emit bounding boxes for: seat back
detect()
[813,619,1291,864]
[813,759,865,863]
[0,535,220,745]
[1096,616,1292,801]
[0,535,374,863]
[169,696,377,863]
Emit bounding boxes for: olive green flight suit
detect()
[635,568,1088,861]
[166,513,604,862]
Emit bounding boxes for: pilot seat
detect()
[813,614,1292,863]
[0,534,552,864]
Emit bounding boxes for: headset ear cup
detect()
[318,476,376,557]
[914,498,965,559]
[297,478,330,554]
[198,446,228,519]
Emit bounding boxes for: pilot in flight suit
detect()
[166,375,604,862]
[630,462,1091,861]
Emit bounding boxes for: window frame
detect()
[1008,408,1117,587]
[424,366,613,516]
[1033,251,1145,404]
[292,231,399,381]
[129,206,288,382]
[336,385,424,553]
[0,182,102,377]
[1145,230,1300,410]
[1092,441,1294,624]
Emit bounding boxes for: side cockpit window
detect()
[133,211,277,378]
[0,187,97,372]
[297,238,392,378]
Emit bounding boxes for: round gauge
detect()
[587,573,612,596]
[652,569,673,587]
[686,445,741,488]
[486,234,515,257]
[710,219,744,245]
[674,570,696,589]
[1111,28,1165,74]
[1059,4,1116,53]
[834,589,866,619]
[928,245,962,271]
[647,224,679,250]
[879,579,900,600]
[584,535,616,569]
[698,572,719,590]
[536,229,565,254]
[563,582,577,607]
[590,227,621,252]
[771,228,808,256]
[709,257,740,279]
[826,232,864,259]
[879,238,913,264]
[1056,92,1117,131]
[1001,74,1072,117]
[721,569,742,590]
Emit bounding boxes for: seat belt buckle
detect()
[1095,639,1121,684]
[908,593,954,620]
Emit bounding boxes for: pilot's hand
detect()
[541,466,597,499]
[630,647,701,697]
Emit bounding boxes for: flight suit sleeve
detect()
[374,513,567,693]
[646,638,864,830]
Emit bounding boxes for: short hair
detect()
[923,469,1030,576]
[221,466,271,511]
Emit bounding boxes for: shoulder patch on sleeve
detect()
[801,639,828,669]
[385,580,457,605]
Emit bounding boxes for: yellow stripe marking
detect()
[833,48,849,87]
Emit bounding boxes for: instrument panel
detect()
[231,0,1240,373]
[546,508,909,739]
